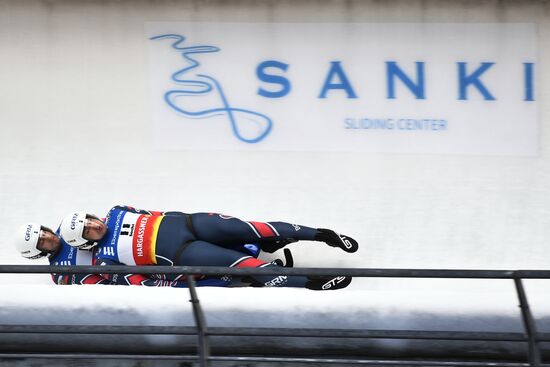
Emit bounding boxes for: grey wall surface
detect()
[1,0,548,283]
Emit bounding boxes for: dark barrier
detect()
[1,265,549,367]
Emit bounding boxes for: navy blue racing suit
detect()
[93,205,319,288]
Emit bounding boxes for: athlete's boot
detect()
[305,276,352,290]
[242,249,294,287]
[315,229,358,253]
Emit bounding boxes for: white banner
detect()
[146,23,537,156]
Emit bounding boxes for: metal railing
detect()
[1,265,549,367]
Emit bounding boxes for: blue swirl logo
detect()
[150,34,273,143]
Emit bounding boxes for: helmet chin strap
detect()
[28,251,49,260]
[77,240,98,250]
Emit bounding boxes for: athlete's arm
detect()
[51,272,109,285]
[112,204,187,217]
[96,258,230,288]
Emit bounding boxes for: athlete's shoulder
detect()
[109,205,131,213]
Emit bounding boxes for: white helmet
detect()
[15,223,47,259]
[59,212,100,250]
[60,211,98,250]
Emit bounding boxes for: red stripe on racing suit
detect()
[234,256,267,268]
[249,221,277,237]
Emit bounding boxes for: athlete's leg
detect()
[190,213,316,244]
[173,240,314,288]
[190,213,358,253]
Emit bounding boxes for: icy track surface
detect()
[1,277,549,358]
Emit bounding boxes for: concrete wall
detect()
[0,0,549,291]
